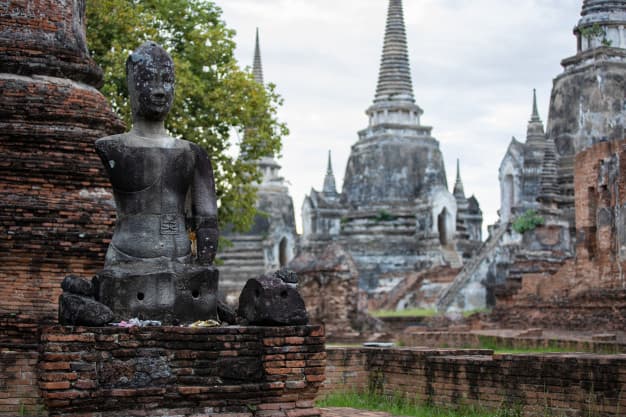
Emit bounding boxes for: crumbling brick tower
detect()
[0,0,124,322]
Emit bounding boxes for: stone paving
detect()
[321,408,402,417]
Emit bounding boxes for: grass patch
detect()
[317,391,519,417]
[476,335,614,355]
[462,308,491,318]
[491,346,579,354]
[371,308,438,318]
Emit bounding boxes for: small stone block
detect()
[61,275,94,297]
[58,294,114,327]
[238,275,308,326]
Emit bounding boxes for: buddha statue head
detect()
[126,41,175,122]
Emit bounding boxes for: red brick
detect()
[73,379,97,390]
[40,361,70,371]
[40,381,70,390]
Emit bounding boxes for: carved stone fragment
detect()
[238,274,308,326]
[58,293,114,327]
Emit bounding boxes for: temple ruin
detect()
[439,0,626,317]
[301,0,483,292]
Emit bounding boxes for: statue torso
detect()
[95,134,196,264]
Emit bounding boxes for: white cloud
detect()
[218,0,583,233]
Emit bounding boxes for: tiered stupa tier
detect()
[548,0,626,222]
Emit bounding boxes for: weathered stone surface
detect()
[324,346,626,416]
[61,275,94,297]
[437,0,626,311]
[238,275,308,326]
[95,265,218,324]
[301,0,482,292]
[217,299,237,324]
[58,294,114,327]
[274,268,298,285]
[372,266,461,313]
[98,355,172,388]
[546,1,626,226]
[0,0,124,323]
[291,244,380,338]
[0,314,43,417]
[39,325,325,417]
[0,4,124,415]
[491,138,626,329]
[93,42,219,324]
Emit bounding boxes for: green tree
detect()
[86,0,288,232]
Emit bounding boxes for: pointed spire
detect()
[527,89,545,141]
[253,28,264,85]
[326,150,334,176]
[530,88,541,123]
[249,28,278,164]
[323,150,338,197]
[453,159,466,199]
[373,0,414,104]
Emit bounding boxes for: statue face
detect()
[127,43,175,121]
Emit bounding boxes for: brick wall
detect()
[493,139,626,330]
[323,347,626,416]
[0,314,44,416]
[0,0,124,321]
[292,244,374,339]
[572,139,626,291]
[38,325,326,417]
[0,76,123,320]
[400,331,626,354]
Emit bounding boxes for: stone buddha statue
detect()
[93,42,220,324]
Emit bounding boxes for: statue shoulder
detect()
[95,134,130,153]
[186,141,211,158]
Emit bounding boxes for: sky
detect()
[218,0,584,236]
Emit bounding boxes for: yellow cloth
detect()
[189,319,220,328]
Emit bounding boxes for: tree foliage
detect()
[86,0,289,232]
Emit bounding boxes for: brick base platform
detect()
[0,314,44,416]
[38,325,326,417]
[400,330,626,354]
[323,347,626,416]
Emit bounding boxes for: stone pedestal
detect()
[95,265,219,324]
[39,325,325,417]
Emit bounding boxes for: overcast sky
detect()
[218,0,583,235]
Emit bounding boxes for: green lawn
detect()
[317,391,522,417]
